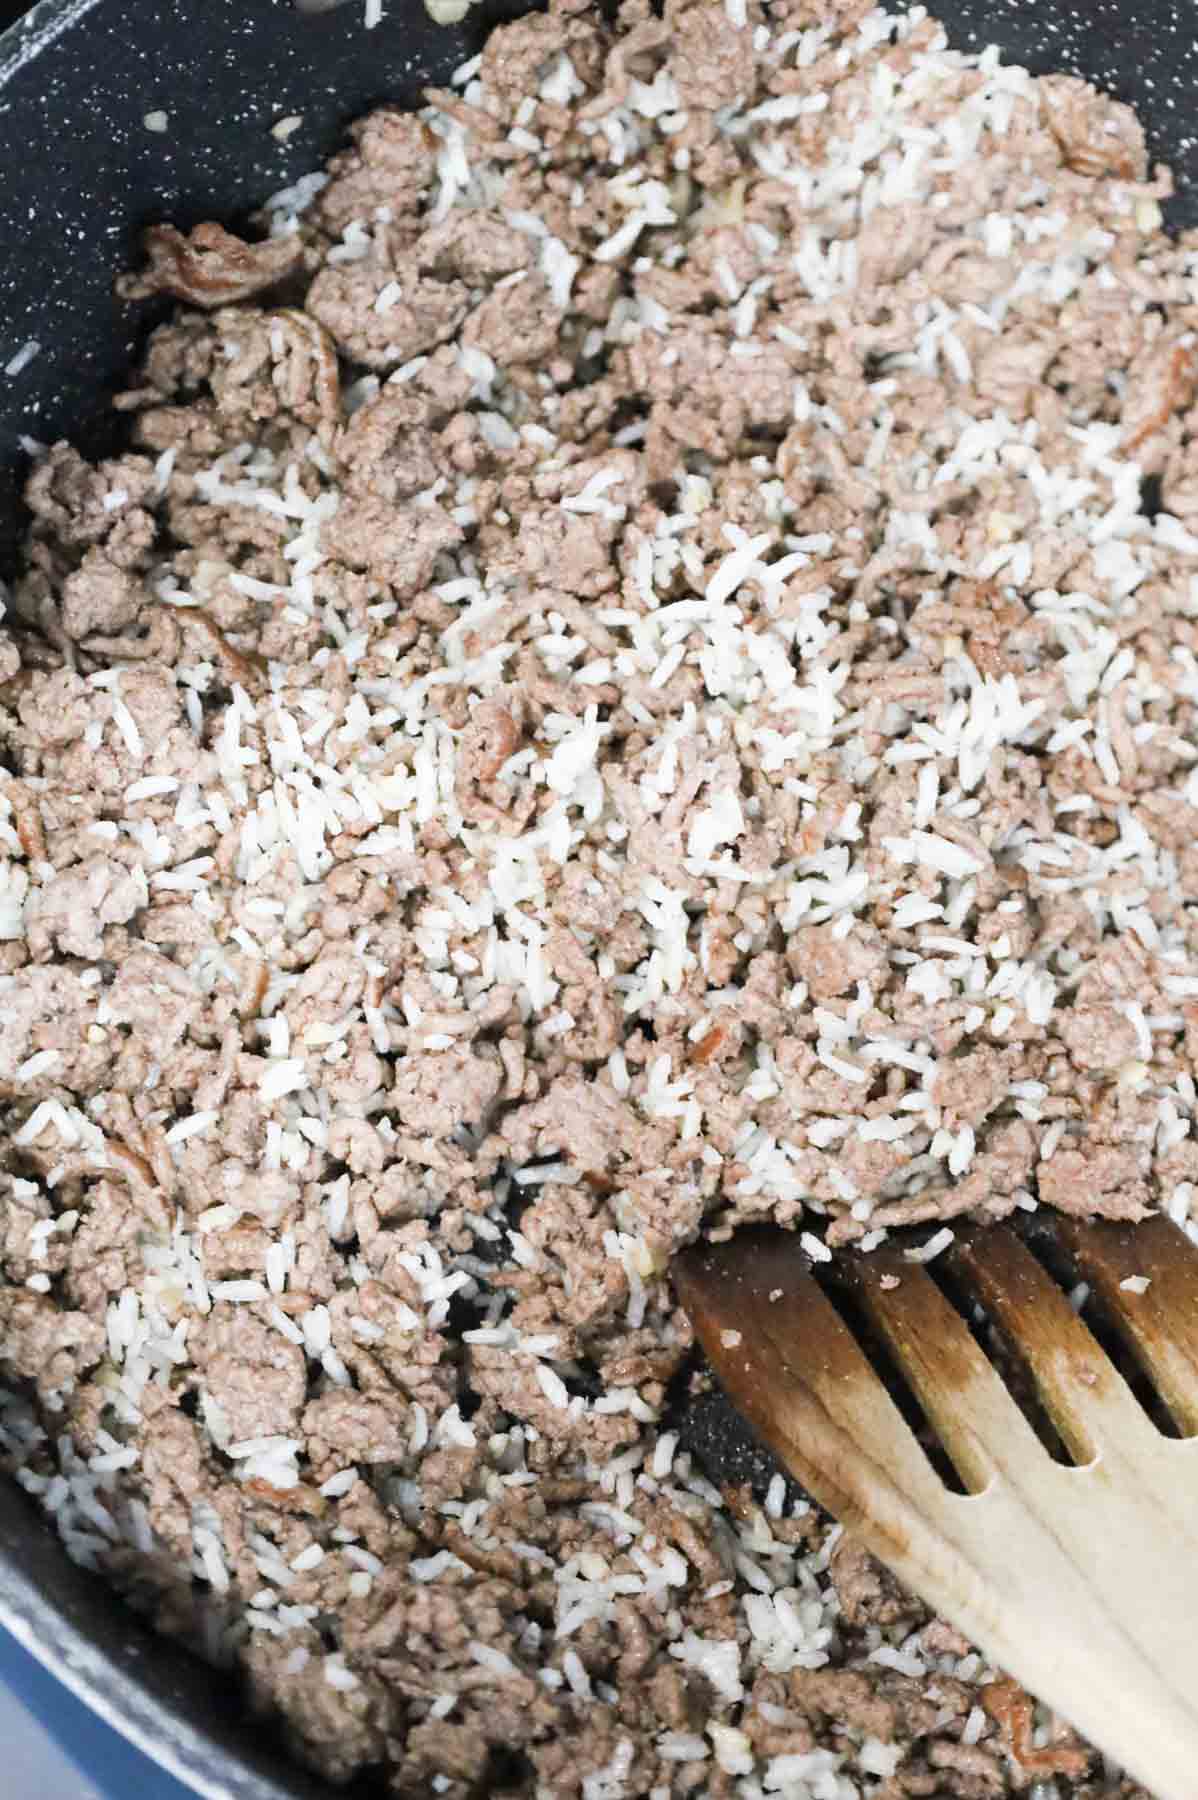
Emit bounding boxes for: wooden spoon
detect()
[675,1217,1198,1799]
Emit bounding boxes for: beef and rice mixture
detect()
[1,0,1194,1790]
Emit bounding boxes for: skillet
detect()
[2,0,1198,1791]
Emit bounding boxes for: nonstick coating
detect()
[2,0,1198,1793]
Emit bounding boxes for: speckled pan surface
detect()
[1,0,1198,1795]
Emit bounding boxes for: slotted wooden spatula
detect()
[675,1216,1198,1799]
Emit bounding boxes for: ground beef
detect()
[314,106,438,237]
[306,264,471,369]
[190,1306,307,1444]
[0,0,1178,1794]
[462,273,565,366]
[25,854,145,961]
[320,493,464,592]
[115,223,305,308]
[60,550,145,641]
[0,1292,105,1401]
[0,965,113,1099]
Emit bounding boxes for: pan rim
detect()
[0,1552,300,1800]
[0,0,104,82]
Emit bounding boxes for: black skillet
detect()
[2,0,1198,1792]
